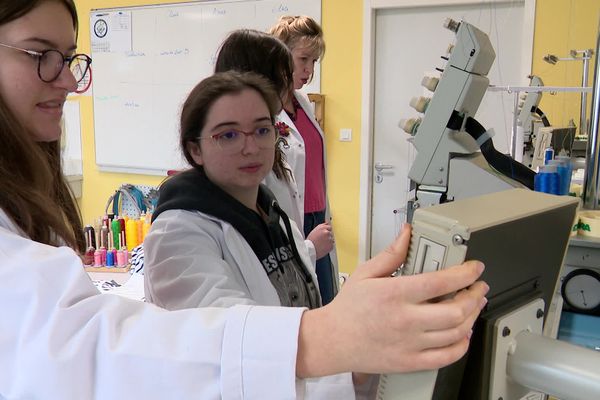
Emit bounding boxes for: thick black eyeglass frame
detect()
[0,42,92,83]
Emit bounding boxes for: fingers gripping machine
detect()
[377,19,600,400]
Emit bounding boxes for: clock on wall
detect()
[561,268,600,315]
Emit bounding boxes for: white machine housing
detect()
[375,189,600,400]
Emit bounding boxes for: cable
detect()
[447,111,536,189]
[534,106,551,127]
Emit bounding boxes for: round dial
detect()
[561,269,600,315]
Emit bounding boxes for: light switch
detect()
[340,128,352,142]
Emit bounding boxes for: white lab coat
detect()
[144,209,317,308]
[0,209,306,399]
[264,90,340,292]
[263,164,318,261]
[144,209,357,399]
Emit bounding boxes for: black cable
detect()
[447,111,536,189]
[533,106,550,127]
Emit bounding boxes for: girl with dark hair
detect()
[145,71,323,313]
[0,1,488,398]
[213,28,334,277]
[214,29,294,183]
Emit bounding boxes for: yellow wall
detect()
[532,0,600,130]
[74,0,599,274]
[74,0,364,273]
[320,0,362,272]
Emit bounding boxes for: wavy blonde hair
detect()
[268,15,325,59]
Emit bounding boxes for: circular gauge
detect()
[561,269,600,315]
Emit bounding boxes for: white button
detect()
[409,96,431,113]
[421,76,439,92]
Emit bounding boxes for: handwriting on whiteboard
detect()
[272,4,289,13]
[159,48,190,57]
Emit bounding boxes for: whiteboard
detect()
[90,0,321,175]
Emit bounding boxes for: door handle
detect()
[374,163,394,184]
[374,162,394,172]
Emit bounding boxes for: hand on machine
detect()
[377,189,600,400]
[379,18,600,400]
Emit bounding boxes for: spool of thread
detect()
[95,219,102,252]
[547,160,564,194]
[554,156,573,195]
[137,214,145,244]
[83,230,95,266]
[116,249,125,267]
[117,231,127,267]
[106,249,115,267]
[100,225,109,253]
[118,216,126,245]
[94,250,102,266]
[125,218,138,251]
[111,217,121,250]
[534,165,559,195]
[83,225,96,249]
[142,218,151,242]
[99,232,107,266]
[84,248,94,266]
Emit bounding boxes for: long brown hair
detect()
[214,29,293,182]
[0,0,85,252]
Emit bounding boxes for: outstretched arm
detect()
[296,225,489,378]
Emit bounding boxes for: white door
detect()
[368,1,534,256]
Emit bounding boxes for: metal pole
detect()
[510,90,520,159]
[582,15,600,209]
[580,49,592,137]
[507,331,600,400]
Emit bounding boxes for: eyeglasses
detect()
[0,42,92,84]
[198,125,277,154]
